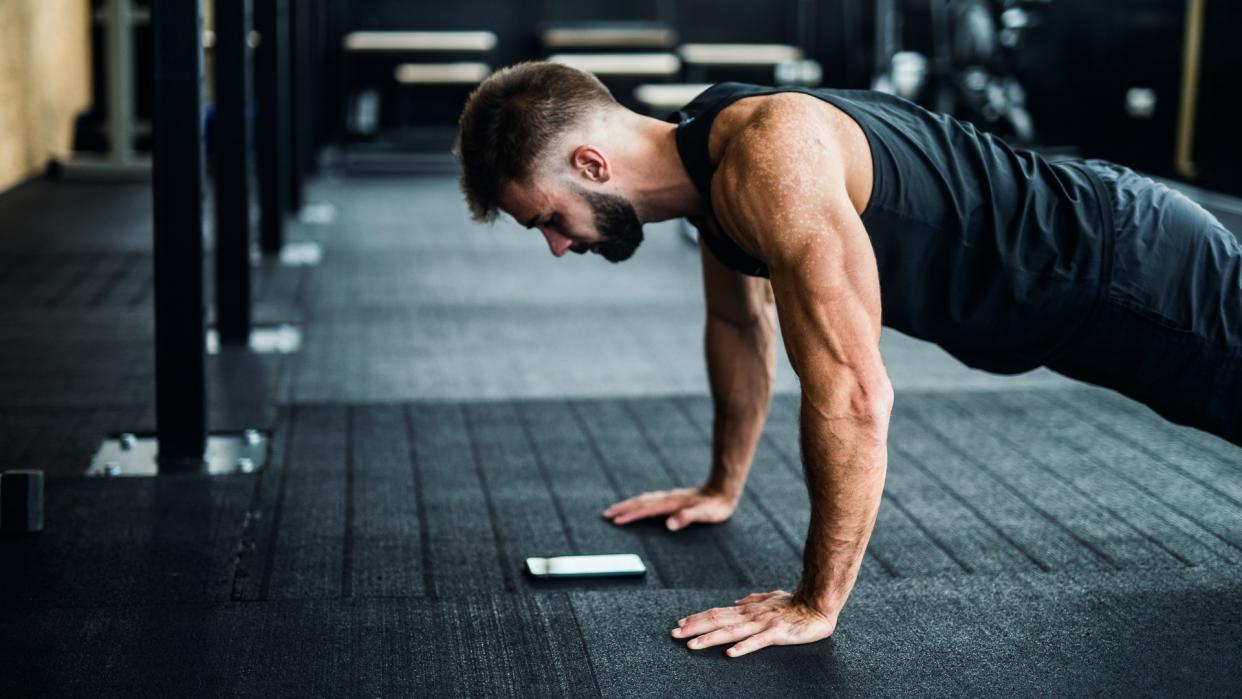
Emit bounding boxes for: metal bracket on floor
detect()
[206,323,302,354]
[54,0,152,181]
[250,240,323,267]
[87,429,269,477]
[297,202,336,226]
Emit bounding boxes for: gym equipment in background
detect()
[341,30,496,170]
[871,0,1040,145]
[57,0,150,179]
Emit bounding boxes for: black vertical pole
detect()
[255,0,289,256]
[326,0,347,142]
[152,0,208,471]
[287,0,307,214]
[214,0,254,345]
[307,0,326,175]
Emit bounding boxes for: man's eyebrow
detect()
[523,214,540,229]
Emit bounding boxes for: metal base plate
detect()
[206,323,301,354]
[297,203,337,226]
[279,240,323,266]
[52,157,152,181]
[250,240,323,266]
[87,430,269,477]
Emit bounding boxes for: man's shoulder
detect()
[714,98,846,188]
[707,92,825,161]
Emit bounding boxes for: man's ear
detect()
[571,145,611,184]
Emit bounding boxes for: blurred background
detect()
[2,0,1240,192]
[0,2,1238,492]
[0,0,1239,539]
[3,3,1242,695]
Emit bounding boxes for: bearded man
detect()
[453,61,1242,657]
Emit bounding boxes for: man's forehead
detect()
[499,178,557,223]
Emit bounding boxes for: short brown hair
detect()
[454,61,617,222]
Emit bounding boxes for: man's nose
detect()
[540,228,574,257]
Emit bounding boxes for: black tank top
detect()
[670,82,1115,374]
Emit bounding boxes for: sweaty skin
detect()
[604,94,892,657]
[500,93,892,657]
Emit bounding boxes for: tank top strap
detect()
[668,83,774,278]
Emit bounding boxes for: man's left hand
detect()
[671,590,838,657]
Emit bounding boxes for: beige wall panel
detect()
[0,0,92,193]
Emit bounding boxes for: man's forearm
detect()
[704,312,775,499]
[792,393,890,615]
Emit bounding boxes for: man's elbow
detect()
[805,372,894,427]
[850,376,894,428]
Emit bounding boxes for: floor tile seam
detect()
[5,559,1239,613]
[567,396,738,588]
[619,399,754,587]
[564,399,630,501]
[903,406,1115,570]
[341,406,356,599]
[400,405,437,597]
[37,257,95,310]
[230,439,274,601]
[1063,387,1242,464]
[0,403,152,416]
[269,393,733,410]
[887,436,1053,574]
[562,398,671,589]
[669,396,805,560]
[1059,450,1242,563]
[257,406,297,601]
[460,404,518,593]
[957,394,1217,568]
[84,253,137,309]
[1041,389,1242,510]
[514,401,580,553]
[880,489,975,574]
[563,593,605,698]
[1023,391,1242,558]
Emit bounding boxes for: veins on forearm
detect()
[704,315,775,499]
[795,409,889,612]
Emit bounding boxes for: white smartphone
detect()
[525,553,647,579]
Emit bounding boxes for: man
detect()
[453,61,1242,657]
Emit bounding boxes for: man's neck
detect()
[615,115,708,223]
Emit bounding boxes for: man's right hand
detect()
[602,486,738,531]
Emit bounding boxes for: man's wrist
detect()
[702,484,742,504]
[703,471,744,502]
[792,581,851,617]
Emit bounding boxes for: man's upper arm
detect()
[696,221,774,329]
[713,112,890,417]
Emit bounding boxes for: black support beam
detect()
[255,0,289,256]
[213,0,255,344]
[288,0,308,214]
[152,0,208,470]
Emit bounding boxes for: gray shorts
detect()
[1045,159,1242,446]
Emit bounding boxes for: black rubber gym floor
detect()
[1,175,1240,697]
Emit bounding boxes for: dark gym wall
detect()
[1192,0,1242,194]
[329,0,1238,194]
[814,0,876,89]
[671,1,792,43]
[540,0,671,22]
[1013,0,1240,192]
[1013,1,1185,169]
[341,0,803,68]
[345,0,538,68]
[334,0,872,80]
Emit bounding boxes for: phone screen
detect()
[525,553,647,578]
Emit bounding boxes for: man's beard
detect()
[575,186,643,263]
